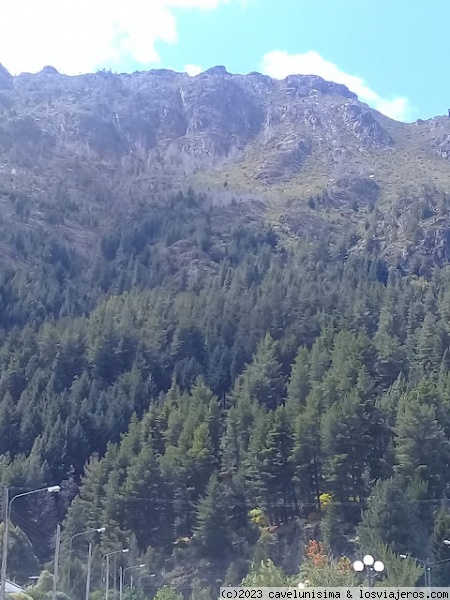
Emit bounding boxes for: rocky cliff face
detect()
[2,62,450,271]
[0,64,393,169]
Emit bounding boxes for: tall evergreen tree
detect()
[357,475,428,557]
[321,388,375,504]
[394,384,450,497]
[291,390,323,509]
[194,474,230,558]
[286,347,311,413]
[239,334,284,410]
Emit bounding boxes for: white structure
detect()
[5,580,24,595]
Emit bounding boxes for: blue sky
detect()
[0,0,448,122]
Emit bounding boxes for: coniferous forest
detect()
[1,184,450,597]
[4,64,450,599]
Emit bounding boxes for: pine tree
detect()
[121,444,172,549]
[291,389,323,509]
[0,392,18,455]
[375,544,424,587]
[222,395,257,474]
[188,422,216,494]
[286,347,311,412]
[309,331,332,384]
[357,475,427,557]
[394,383,450,497]
[242,408,272,519]
[376,375,407,430]
[154,588,184,600]
[239,334,284,410]
[242,560,290,586]
[0,523,40,582]
[190,378,222,460]
[194,474,230,558]
[261,408,297,522]
[413,312,442,378]
[224,561,244,586]
[320,387,375,504]
[373,327,407,390]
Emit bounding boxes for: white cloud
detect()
[0,0,238,76]
[261,50,414,122]
[184,64,203,76]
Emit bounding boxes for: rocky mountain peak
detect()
[0,63,12,90]
[202,65,229,77]
[0,65,389,170]
[2,64,450,271]
[39,65,60,75]
[283,73,356,99]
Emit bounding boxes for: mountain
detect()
[2,63,450,275]
[3,63,450,596]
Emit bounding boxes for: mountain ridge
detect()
[3,63,450,595]
[2,62,450,272]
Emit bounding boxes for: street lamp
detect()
[66,526,106,594]
[0,485,61,600]
[400,553,450,588]
[352,554,384,587]
[103,549,129,600]
[428,558,450,587]
[399,555,430,587]
[121,564,145,594]
[85,541,92,600]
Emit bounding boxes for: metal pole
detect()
[130,575,133,591]
[67,536,73,595]
[85,542,92,600]
[0,487,9,600]
[427,565,431,590]
[68,528,106,595]
[52,524,61,600]
[119,567,123,600]
[106,555,110,600]
[113,555,117,600]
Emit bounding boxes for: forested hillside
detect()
[2,65,450,597]
[3,187,450,594]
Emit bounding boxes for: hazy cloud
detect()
[261,50,414,122]
[0,0,239,75]
[184,64,203,76]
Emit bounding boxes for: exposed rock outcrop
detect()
[0,63,12,90]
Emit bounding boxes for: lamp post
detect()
[67,526,106,594]
[52,524,61,600]
[428,558,450,587]
[103,549,129,600]
[353,554,385,587]
[85,542,92,600]
[399,555,430,588]
[121,564,145,598]
[120,563,147,600]
[1,485,61,600]
[400,542,450,588]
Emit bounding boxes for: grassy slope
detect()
[193,103,450,246]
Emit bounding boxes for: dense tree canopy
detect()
[1,188,450,594]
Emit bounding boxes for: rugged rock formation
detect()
[0,63,12,90]
[0,66,392,170]
[1,64,450,270]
